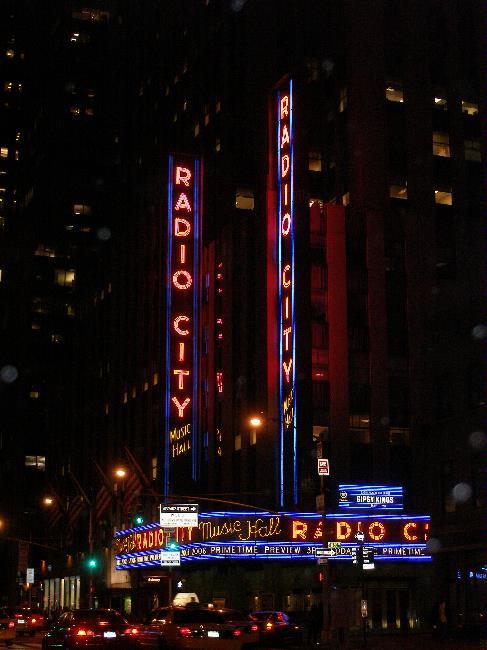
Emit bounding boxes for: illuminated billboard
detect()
[114,511,431,568]
[276,78,297,506]
[339,485,404,511]
[165,155,201,494]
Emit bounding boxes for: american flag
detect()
[95,484,112,522]
[122,470,142,516]
[46,496,63,528]
[67,495,85,529]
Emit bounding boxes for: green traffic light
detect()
[135,515,144,525]
[87,558,97,569]
[168,541,179,551]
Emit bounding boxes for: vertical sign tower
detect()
[165,155,201,496]
[276,79,297,506]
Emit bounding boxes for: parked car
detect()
[250,610,302,647]
[9,608,46,636]
[0,609,15,646]
[41,608,140,648]
[137,605,260,648]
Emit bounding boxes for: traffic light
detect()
[134,515,144,525]
[86,557,98,570]
[167,540,179,551]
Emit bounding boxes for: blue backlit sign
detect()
[339,485,404,511]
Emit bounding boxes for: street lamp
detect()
[114,467,127,479]
[42,496,54,506]
[249,416,263,428]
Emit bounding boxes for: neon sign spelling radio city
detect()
[165,156,201,490]
[277,79,297,504]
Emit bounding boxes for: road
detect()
[7,633,42,649]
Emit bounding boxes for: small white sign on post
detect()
[160,504,199,528]
[160,551,181,567]
[361,599,368,618]
[317,458,330,476]
[26,568,34,584]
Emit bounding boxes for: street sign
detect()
[317,558,328,565]
[160,550,181,567]
[315,548,336,557]
[361,599,368,617]
[26,568,34,583]
[160,504,199,528]
[328,542,342,549]
[362,547,375,570]
[317,458,330,476]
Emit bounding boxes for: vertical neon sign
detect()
[165,155,201,496]
[277,79,297,506]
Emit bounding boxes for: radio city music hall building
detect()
[46,0,485,635]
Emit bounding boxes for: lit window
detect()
[215,99,221,113]
[435,190,452,205]
[66,304,75,317]
[151,457,157,479]
[153,372,159,386]
[204,113,210,126]
[70,32,80,42]
[308,151,322,172]
[123,391,128,404]
[389,184,408,200]
[50,333,64,344]
[236,189,254,210]
[434,96,447,109]
[342,192,350,206]
[4,82,13,92]
[194,122,200,137]
[70,106,81,116]
[338,87,347,112]
[182,100,188,111]
[35,244,56,257]
[461,100,478,116]
[55,269,76,287]
[250,429,257,445]
[386,85,404,103]
[432,132,450,157]
[25,455,46,470]
[0,148,8,158]
[29,390,40,399]
[165,85,170,96]
[73,203,92,216]
[5,49,14,58]
[234,434,241,451]
[0,269,3,282]
[215,137,221,152]
[464,140,481,162]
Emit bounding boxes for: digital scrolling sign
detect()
[276,78,297,506]
[114,511,431,569]
[165,155,201,494]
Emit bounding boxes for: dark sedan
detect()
[41,608,140,648]
[250,611,302,647]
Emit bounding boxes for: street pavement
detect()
[8,633,42,649]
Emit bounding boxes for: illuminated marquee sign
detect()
[339,485,404,511]
[165,155,201,493]
[276,78,297,506]
[114,511,431,568]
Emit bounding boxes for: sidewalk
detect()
[318,633,483,649]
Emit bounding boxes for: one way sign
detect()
[315,548,336,557]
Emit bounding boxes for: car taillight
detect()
[76,628,95,637]
[8,621,14,628]
[178,626,192,636]
[14,614,21,618]
[31,618,37,623]
[125,627,139,635]
[250,624,259,632]
[265,621,273,630]
[232,628,242,637]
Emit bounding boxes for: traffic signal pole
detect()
[88,506,93,608]
[320,472,330,644]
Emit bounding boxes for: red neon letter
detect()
[178,342,185,361]
[292,520,307,540]
[173,369,190,390]
[403,522,418,541]
[281,213,291,236]
[172,396,190,417]
[281,154,290,178]
[280,95,289,119]
[179,244,186,263]
[173,315,190,335]
[173,270,192,290]
[283,327,292,351]
[336,521,352,540]
[283,183,289,207]
[284,296,290,320]
[175,218,191,237]
[174,192,192,212]
[175,166,191,186]
[283,358,293,382]
[281,124,290,148]
[282,264,291,288]
[368,521,386,541]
